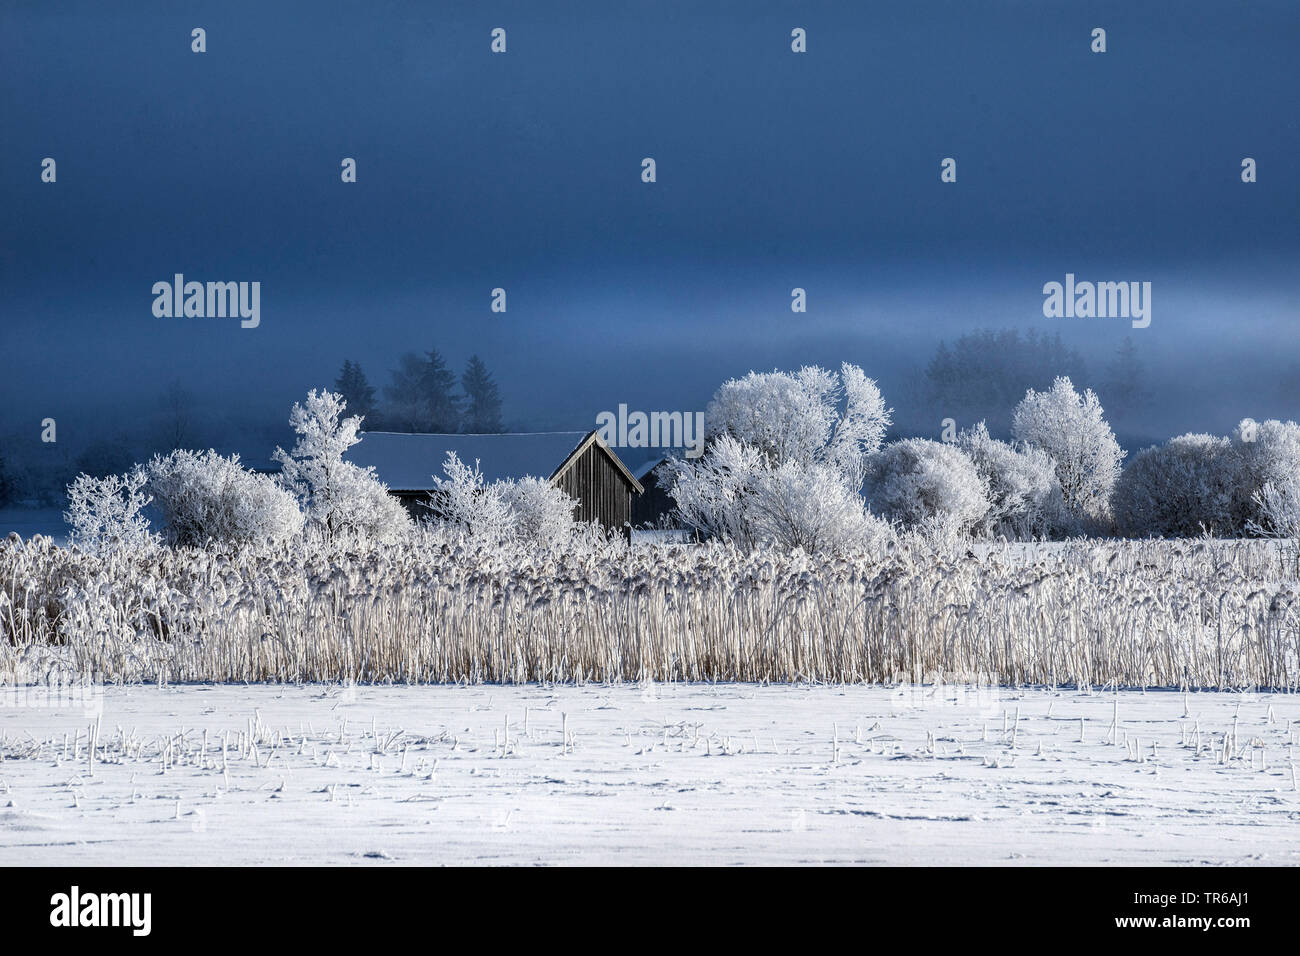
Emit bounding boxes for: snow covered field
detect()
[2,682,1298,866]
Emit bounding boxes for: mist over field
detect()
[2,0,1297,486]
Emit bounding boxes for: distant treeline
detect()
[334,350,503,434]
[0,328,1161,510]
[0,350,506,510]
[913,328,1147,438]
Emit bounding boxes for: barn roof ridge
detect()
[549,430,644,495]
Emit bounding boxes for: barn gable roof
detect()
[550,431,644,494]
[347,430,642,493]
[628,448,697,483]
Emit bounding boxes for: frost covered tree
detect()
[956,422,1065,539]
[273,390,410,545]
[666,436,887,554]
[662,364,892,554]
[148,450,304,546]
[705,363,890,489]
[429,452,578,546]
[429,452,514,543]
[1234,418,1300,538]
[64,466,156,553]
[1111,434,1243,537]
[1106,420,1300,539]
[660,435,764,550]
[1011,376,1124,525]
[746,458,891,554]
[1248,481,1300,540]
[864,439,989,536]
[497,476,578,546]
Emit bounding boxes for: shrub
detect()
[147,450,303,546]
[1248,480,1300,539]
[956,423,1065,538]
[660,435,764,550]
[1112,434,1243,537]
[428,452,513,543]
[864,438,989,536]
[1012,376,1124,524]
[706,362,891,488]
[306,461,411,546]
[274,389,411,545]
[664,364,892,553]
[1234,418,1300,538]
[429,452,579,547]
[497,476,579,547]
[746,458,892,554]
[63,466,155,553]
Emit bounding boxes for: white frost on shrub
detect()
[747,458,892,554]
[1112,433,1242,537]
[148,450,304,546]
[704,363,890,488]
[864,438,989,536]
[1235,418,1300,538]
[956,422,1065,539]
[660,435,764,550]
[429,451,578,547]
[497,476,579,548]
[1011,376,1124,525]
[274,389,410,545]
[64,466,156,553]
[663,364,892,554]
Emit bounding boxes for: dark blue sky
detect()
[2,0,1297,461]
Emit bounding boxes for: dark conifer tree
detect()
[382,349,462,432]
[461,355,503,433]
[335,360,377,420]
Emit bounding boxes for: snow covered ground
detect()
[1,682,1298,866]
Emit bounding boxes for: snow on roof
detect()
[631,457,668,481]
[346,431,590,490]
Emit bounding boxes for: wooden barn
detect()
[629,456,675,527]
[345,430,644,536]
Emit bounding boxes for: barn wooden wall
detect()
[554,443,633,536]
[631,466,673,527]
[384,442,636,538]
[395,491,433,518]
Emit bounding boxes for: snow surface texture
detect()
[1,682,1297,865]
